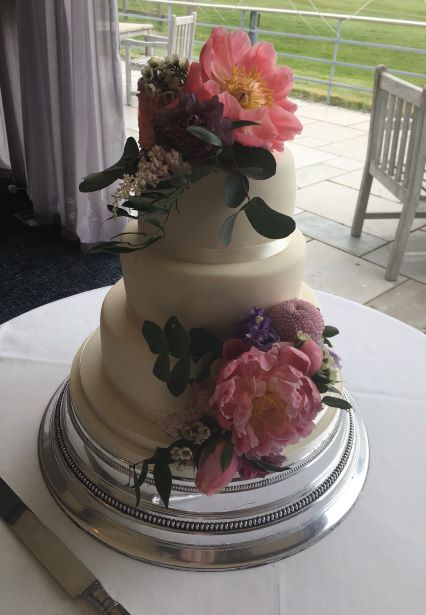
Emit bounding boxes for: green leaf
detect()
[232,143,276,180]
[79,137,139,192]
[220,211,239,247]
[322,396,352,410]
[153,459,173,508]
[225,171,249,208]
[232,120,260,129]
[142,321,168,354]
[189,328,222,360]
[153,351,170,382]
[87,241,149,254]
[164,317,191,358]
[323,337,332,347]
[79,167,124,192]
[106,205,137,219]
[323,325,340,338]
[187,125,223,148]
[193,351,216,382]
[220,439,234,472]
[244,197,296,239]
[188,163,213,183]
[167,354,191,397]
[144,217,164,230]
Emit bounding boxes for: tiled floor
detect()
[123,92,426,333]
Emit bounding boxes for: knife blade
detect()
[0,477,130,614]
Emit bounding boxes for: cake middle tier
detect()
[120,228,307,335]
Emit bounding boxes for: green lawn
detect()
[119,1,426,108]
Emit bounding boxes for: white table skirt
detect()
[0,288,425,615]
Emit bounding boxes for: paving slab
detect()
[290,143,336,169]
[349,119,371,131]
[325,156,364,171]
[367,280,426,333]
[296,101,369,126]
[330,169,399,202]
[320,135,369,162]
[304,240,405,303]
[296,163,348,188]
[295,136,330,148]
[295,211,387,256]
[299,120,365,144]
[363,230,426,284]
[296,181,424,241]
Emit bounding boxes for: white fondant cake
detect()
[69,148,338,466]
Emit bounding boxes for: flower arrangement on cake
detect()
[79,27,303,251]
[78,27,351,508]
[133,299,350,507]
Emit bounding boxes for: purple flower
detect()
[329,349,342,369]
[153,92,233,162]
[234,307,280,351]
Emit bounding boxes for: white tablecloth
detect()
[0,288,425,615]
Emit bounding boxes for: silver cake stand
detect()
[38,380,369,570]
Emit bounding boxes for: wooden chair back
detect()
[168,12,197,59]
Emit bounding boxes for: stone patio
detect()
[123,95,426,333]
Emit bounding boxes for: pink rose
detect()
[186,28,302,151]
[209,344,322,458]
[195,438,238,496]
[299,340,323,377]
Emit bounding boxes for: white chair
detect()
[123,12,197,107]
[351,65,426,281]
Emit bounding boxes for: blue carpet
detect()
[0,179,122,324]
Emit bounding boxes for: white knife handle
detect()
[83,580,131,614]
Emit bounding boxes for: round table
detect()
[0,288,425,615]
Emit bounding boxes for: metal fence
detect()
[120,0,426,104]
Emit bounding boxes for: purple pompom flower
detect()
[234,307,280,351]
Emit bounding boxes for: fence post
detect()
[327,18,343,105]
[248,10,260,44]
[240,9,245,31]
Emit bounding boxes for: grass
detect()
[119,0,426,109]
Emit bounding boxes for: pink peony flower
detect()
[299,340,323,377]
[209,344,322,458]
[186,28,302,151]
[195,438,239,495]
[267,298,324,341]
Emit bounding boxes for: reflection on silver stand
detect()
[38,380,369,570]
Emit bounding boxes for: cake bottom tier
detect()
[69,281,338,468]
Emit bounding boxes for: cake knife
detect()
[0,477,131,614]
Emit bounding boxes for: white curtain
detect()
[0,0,126,244]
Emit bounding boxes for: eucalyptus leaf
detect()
[87,242,149,254]
[232,144,276,180]
[144,217,164,230]
[193,351,215,383]
[79,167,124,192]
[189,328,222,360]
[220,439,234,472]
[134,460,149,507]
[106,205,137,219]
[244,197,296,239]
[153,459,172,508]
[220,211,239,247]
[323,325,340,338]
[142,321,168,354]
[189,163,214,183]
[153,351,170,382]
[326,385,342,395]
[187,125,223,148]
[322,396,352,410]
[167,354,191,397]
[164,317,191,358]
[225,171,249,208]
[79,137,139,192]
